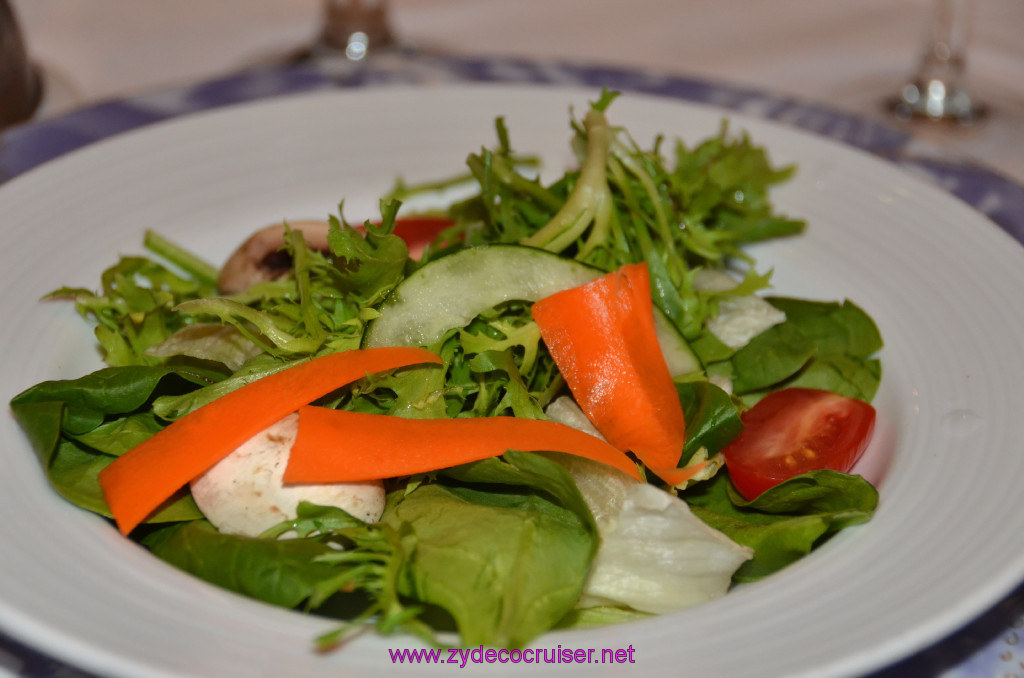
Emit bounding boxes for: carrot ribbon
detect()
[531,263,687,483]
[283,406,642,483]
[98,347,442,535]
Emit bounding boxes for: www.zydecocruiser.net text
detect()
[389,645,638,666]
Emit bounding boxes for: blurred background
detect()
[7,1,1021,109]
[6,0,1024,182]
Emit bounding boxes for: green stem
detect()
[143,230,219,288]
[489,154,563,211]
[610,139,684,282]
[174,298,320,355]
[285,227,327,347]
[521,109,612,251]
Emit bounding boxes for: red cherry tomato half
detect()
[722,388,876,500]
[389,217,456,257]
[360,217,455,258]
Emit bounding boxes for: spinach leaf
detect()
[9,365,206,521]
[143,452,598,649]
[151,355,294,420]
[438,450,596,533]
[11,365,205,434]
[709,297,883,403]
[44,435,119,515]
[686,470,878,582]
[68,412,165,456]
[755,297,883,401]
[384,451,598,648]
[765,298,882,360]
[729,322,816,394]
[675,380,743,465]
[150,504,437,647]
[761,354,882,402]
[145,521,345,609]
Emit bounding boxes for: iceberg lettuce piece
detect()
[581,483,752,614]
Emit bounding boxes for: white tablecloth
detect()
[11,0,1024,184]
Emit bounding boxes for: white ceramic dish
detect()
[1,84,1022,678]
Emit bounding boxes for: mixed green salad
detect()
[9,91,882,650]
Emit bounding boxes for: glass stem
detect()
[317,0,394,61]
[918,0,970,93]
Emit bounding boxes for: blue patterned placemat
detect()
[1,52,1022,678]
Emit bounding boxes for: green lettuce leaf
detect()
[327,200,410,306]
[676,379,744,466]
[145,452,598,650]
[728,322,817,394]
[686,470,878,582]
[144,520,346,609]
[384,451,598,647]
[706,297,883,403]
[9,365,208,521]
[765,298,882,359]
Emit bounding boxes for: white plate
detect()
[1,84,1022,678]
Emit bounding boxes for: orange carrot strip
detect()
[98,347,442,535]
[283,406,643,483]
[531,263,686,480]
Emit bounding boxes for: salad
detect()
[9,90,882,651]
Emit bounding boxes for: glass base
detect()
[886,79,988,126]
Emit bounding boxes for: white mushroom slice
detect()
[190,413,385,537]
[218,220,331,294]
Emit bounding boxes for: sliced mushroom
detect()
[190,413,385,537]
[218,220,331,294]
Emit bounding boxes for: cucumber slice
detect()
[363,245,701,376]
[652,312,703,377]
